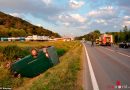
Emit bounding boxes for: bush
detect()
[56,49,66,57]
[19,48,30,58]
[0,46,4,53]
[3,45,30,60]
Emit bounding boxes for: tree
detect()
[123,26,129,42]
[91,30,101,41]
[75,30,101,41]
[94,30,100,34]
[114,33,119,43]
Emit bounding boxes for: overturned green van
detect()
[10,46,59,78]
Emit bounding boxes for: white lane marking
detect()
[84,44,99,90]
[102,47,130,58]
[105,48,114,52]
[117,52,130,58]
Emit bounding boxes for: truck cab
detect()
[99,34,113,46]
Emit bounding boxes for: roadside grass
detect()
[0,54,29,88]
[0,41,77,49]
[0,41,79,59]
[16,42,82,90]
[0,41,82,89]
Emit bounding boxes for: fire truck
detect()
[97,34,113,46]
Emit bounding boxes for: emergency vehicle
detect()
[96,34,113,46]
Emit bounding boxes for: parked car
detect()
[10,46,59,78]
[119,42,130,48]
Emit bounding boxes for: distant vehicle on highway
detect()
[96,34,113,46]
[96,39,100,45]
[119,42,130,48]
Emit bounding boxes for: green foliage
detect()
[12,78,24,88]
[0,72,12,88]
[3,45,20,60]
[56,49,66,57]
[0,66,26,88]
[0,41,79,61]
[114,33,119,43]
[108,26,130,43]
[94,30,100,34]
[3,45,30,60]
[0,46,4,53]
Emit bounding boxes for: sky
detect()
[0,0,130,36]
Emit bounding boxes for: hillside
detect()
[0,11,60,37]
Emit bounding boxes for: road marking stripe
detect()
[84,44,99,90]
[117,52,130,58]
[102,47,130,58]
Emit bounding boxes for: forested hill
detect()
[0,11,60,37]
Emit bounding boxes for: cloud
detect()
[114,0,130,8]
[95,19,107,25]
[123,21,130,26]
[57,13,87,27]
[0,0,65,22]
[123,16,130,20]
[41,0,52,5]
[70,14,86,23]
[69,0,85,9]
[87,6,116,19]
[85,6,122,31]
[62,22,70,26]
[83,5,128,32]
[75,25,87,30]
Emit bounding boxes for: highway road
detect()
[83,42,130,90]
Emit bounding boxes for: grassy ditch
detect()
[0,41,82,89]
[16,43,82,90]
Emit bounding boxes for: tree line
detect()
[107,26,130,43]
[75,30,101,41]
[0,11,60,37]
[76,26,130,43]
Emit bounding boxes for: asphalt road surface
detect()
[83,42,130,90]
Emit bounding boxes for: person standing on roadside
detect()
[91,39,94,47]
